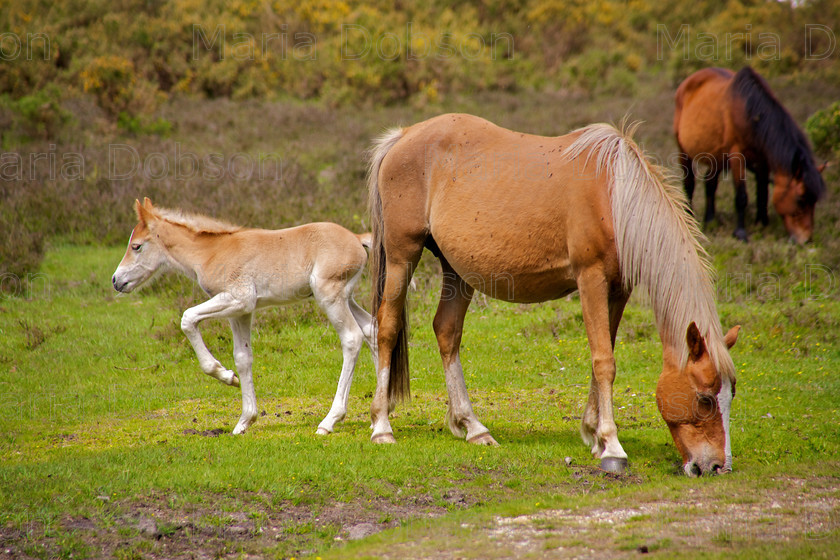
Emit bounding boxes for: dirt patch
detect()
[482,476,840,558]
[0,490,450,559]
[181,428,226,437]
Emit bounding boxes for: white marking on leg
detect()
[230,314,258,434]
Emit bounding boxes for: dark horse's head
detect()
[772,157,826,244]
[733,67,827,244]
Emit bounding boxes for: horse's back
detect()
[379,114,614,302]
[674,68,736,158]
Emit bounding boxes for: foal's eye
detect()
[131,243,143,252]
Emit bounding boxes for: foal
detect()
[112,198,376,435]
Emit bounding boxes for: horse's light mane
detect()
[564,122,735,381]
[153,207,243,234]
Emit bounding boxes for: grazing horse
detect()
[675,67,825,243]
[367,114,741,476]
[112,198,376,435]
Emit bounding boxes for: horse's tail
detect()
[564,122,734,382]
[367,127,410,404]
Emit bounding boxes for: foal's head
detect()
[112,198,167,293]
[656,323,740,476]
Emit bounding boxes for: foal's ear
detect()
[135,198,153,225]
[143,197,154,211]
[724,325,741,349]
[686,322,707,362]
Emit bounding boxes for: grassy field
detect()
[2,76,840,558]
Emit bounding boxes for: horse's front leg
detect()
[180,293,252,387]
[229,314,258,434]
[581,290,629,459]
[577,266,628,473]
[754,166,770,227]
[729,153,749,241]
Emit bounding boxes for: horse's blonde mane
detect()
[153,207,243,234]
[565,122,735,381]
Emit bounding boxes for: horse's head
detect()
[656,322,740,477]
[112,198,167,293]
[772,162,826,244]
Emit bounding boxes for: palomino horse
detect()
[367,114,741,476]
[112,198,376,435]
[675,67,825,243]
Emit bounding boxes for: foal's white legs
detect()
[230,314,258,434]
[181,293,255,388]
[314,279,376,435]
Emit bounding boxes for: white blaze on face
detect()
[717,376,733,471]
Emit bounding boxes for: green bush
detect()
[806,102,840,158]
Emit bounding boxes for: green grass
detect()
[2,229,839,558]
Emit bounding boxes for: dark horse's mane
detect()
[731,67,825,205]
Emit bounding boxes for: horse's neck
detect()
[155,222,212,280]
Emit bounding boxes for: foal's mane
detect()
[153,207,243,234]
[731,67,825,204]
[565,122,735,381]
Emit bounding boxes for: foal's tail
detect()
[367,128,410,404]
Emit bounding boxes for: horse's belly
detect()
[436,235,577,303]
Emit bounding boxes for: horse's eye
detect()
[131,243,142,252]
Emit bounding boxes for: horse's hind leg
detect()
[703,167,721,225]
[371,250,423,443]
[729,153,749,241]
[313,279,366,435]
[230,314,258,434]
[434,259,496,445]
[679,152,696,213]
[755,165,770,226]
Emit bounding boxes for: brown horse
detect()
[367,114,740,476]
[675,67,825,243]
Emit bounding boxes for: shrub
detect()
[806,102,840,159]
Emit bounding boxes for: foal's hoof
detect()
[600,457,628,474]
[733,228,749,242]
[228,375,241,388]
[467,433,499,446]
[315,427,331,436]
[371,433,396,444]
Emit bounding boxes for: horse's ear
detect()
[686,322,707,362]
[817,161,828,174]
[143,197,154,211]
[724,325,740,349]
[136,198,154,226]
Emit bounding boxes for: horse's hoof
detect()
[229,375,241,388]
[315,427,331,436]
[467,433,499,446]
[371,433,396,444]
[600,457,628,474]
[733,228,749,242]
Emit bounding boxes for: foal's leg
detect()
[580,290,630,457]
[434,260,496,445]
[313,281,365,435]
[180,293,255,387]
[349,297,378,368]
[576,266,628,473]
[230,314,258,434]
